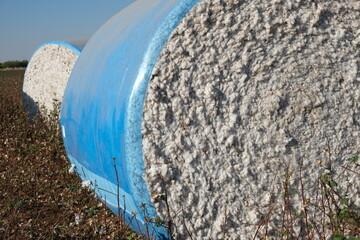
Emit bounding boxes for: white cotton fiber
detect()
[143,0,360,239]
[23,43,79,117]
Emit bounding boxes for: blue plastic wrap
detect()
[60,0,199,238]
[31,40,86,58]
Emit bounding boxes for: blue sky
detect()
[0,0,134,62]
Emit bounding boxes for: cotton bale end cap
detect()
[23,40,86,118]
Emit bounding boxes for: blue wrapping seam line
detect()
[31,41,82,58]
[126,0,200,224]
[25,41,83,75]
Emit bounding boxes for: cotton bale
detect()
[23,40,86,117]
[61,0,360,239]
[143,1,360,238]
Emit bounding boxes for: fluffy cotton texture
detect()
[23,44,78,117]
[143,0,360,239]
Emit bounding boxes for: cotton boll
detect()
[68,164,76,173]
[81,180,91,188]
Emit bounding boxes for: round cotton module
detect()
[143,0,360,239]
[60,1,200,238]
[60,0,360,239]
[23,40,86,117]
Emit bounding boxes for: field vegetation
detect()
[0,60,28,69]
[0,70,142,239]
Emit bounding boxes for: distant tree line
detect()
[0,60,28,69]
